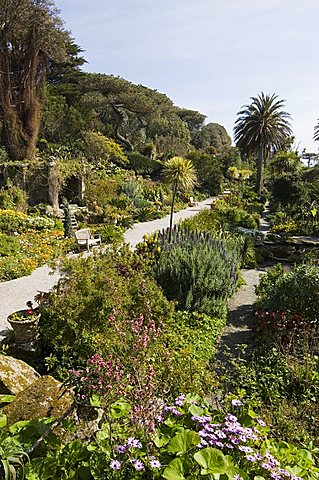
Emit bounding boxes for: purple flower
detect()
[215,441,224,448]
[245,455,257,462]
[215,430,227,439]
[233,475,244,480]
[278,468,291,477]
[261,462,272,470]
[126,437,142,449]
[191,414,212,424]
[174,395,186,406]
[270,473,282,480]
[130,459,145,471]
[230,436,239,444]
[238,446,254,453]
[265,452,280,466]
[149,458,161,469]
[257,418,267,427]
[225,414,238,422]
[109,459,122,471]
[115,445,127,454]
[231,399,243,406]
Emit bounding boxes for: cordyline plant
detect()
[163,157,197,242]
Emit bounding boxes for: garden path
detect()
[0,197,215,340]
[216,203,271,360]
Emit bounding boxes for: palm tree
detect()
[314,119,319,142]
[234,93,292,193]
[163,157,197,241]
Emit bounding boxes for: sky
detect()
[55,0,319,153]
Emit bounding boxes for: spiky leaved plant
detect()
[163,157,197,242]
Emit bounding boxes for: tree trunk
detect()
[169,180,178,243]
[256,147,264,194]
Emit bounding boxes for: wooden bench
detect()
[75,229,101,251]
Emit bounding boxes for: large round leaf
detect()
[167,430,200,455]
[162,457,192,480]
[194,447,227,475]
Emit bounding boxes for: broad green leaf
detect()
[185,394,201,404]
[167,430,200,455]
[25,457,57,480]
[194,447,228,475]
[110,401,131,419]
[188,405,204,416]
[153,434,170,447]
[90,394,102,407]
[238,414,254,427]
[0,413,7,429]
[162,457,192,480]
[61,440,90,465]
[0,395,15,404]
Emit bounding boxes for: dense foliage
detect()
[154,227,242,315]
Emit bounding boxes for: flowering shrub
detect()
[154,226,241,315]
[255,263,319,340]
[0,209,57,234]
[0,230,71,280]
[255,310,312,347]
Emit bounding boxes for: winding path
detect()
[0,197,215,338]
[217,204,270,360]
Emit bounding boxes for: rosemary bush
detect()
[154,226,243,315]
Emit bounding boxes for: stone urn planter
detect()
[7,302,40,344]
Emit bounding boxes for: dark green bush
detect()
[0,186,28,212]
[256,263,319,331]
[127,151,162,176]
[153,227,242,315]
[92,224,124,246]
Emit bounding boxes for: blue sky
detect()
[55,0,319,153]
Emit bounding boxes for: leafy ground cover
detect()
[0,209,71,281]
[218,262,319,450]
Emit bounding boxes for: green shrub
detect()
[93,224,124,247]
[40,249,174,375]
[0,186,28,212]
[127,151,162,176]
[183,202,259,233]
[0,234,20,257]
[153,227,242,315]
[256,263,319,331]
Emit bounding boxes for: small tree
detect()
[62,199,73,238]
[163,157,196,242]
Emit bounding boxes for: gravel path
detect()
[0,197,215,338]
[217,204,271,360]
[216,268,265,360]
[124,197,215,248]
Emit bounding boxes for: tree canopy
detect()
[234,92,292,193]
[0,0,70,160]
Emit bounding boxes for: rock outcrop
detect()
[0,354,40,394]
[2,375,74,425]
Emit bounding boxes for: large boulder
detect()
[0,354,40,394]
[2,375,74,425]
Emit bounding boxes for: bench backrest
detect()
[75,229,91,241]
